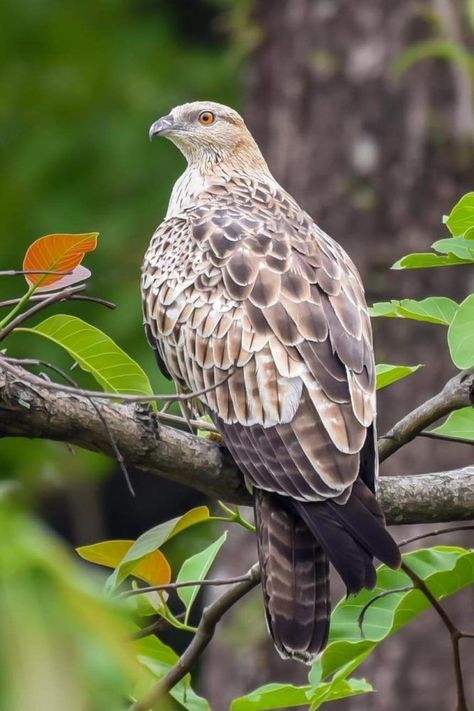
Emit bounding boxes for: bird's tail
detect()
[254,482,401,662]
[254,489,330,663]
[292,479,401,595]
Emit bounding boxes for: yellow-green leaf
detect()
[370,297,458,325]
[432,408,474,441]
[445,192,474,236]
[376,364,423,390]
[19,314,153,396]
[77,540,171,586]
[177,532,227,622]
[447,294,474,369]
[107,506,210,589]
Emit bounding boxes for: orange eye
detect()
[198,111,215,126]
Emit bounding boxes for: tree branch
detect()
[378,369,474,462]
[130,563,261,711]
[0,361,473,523]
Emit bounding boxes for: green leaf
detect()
[310,677,373,710]
[106,507,210,589]
[432,408,474,441]
[397,297,459,324]
[376,363,422,389]
[230,676,373,710]
[230,683,311,711]
[177,532,227,623]
[19,314,153,396]
[135,635,210,711]
[431,237,474,261]
[370,297,458,325]
[392,39,473,78]
[314,547,474,685]
[445,192,474,236]
[447,294,474,368]
[392,252,471,269]
[0,506,137,711]
[369,301,397,317]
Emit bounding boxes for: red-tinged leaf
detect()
[23,233,98,291]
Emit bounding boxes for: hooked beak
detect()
[149,114,175,141]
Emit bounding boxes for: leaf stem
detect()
[0,284,35,331]
[216,502,256,532]
[161,606,197,633]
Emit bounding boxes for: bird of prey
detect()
[142,101,401,663]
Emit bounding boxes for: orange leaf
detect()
[76,540,171,587]
[23,232,98,291]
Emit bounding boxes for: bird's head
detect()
[149,101,269,174]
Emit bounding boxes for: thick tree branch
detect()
[0,362,473,523]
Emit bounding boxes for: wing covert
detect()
[141,177,376,502]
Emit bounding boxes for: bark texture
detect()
[0,362,472,523]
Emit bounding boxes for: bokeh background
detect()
[1,1,473,709]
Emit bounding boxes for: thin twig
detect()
[155,410,218,432]
[0,293,116,310]
[3,357,82,387]
[0,356,234,406]
[379,370,474,462]
[129,613,186,641]
[5,355,135,495]
[130,563,261,711]
[401,561,469,710]
[357,587,412,637]
[0,284,86,342]
[122,572,254,598]
[398,525,474,548]
[68,294,116,309]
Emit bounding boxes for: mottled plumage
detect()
[142,101,400,662]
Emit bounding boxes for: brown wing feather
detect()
[142,179,377,496]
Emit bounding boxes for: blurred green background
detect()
[0,0,242,498]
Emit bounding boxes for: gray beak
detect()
[149,114,174,141]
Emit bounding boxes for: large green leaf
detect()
[376,363,422,390]
[447,294,474,368]
[177,532,227,623]
[370,297,458,325]
[431,237,474,261]
[107,507,210,589]
[230,683,311,711]
[432,408,474,441]
[445,192,474,236]
[392,252,471,269]
[312,547,474,685]
[134,635,210,711]
[230,676,373,711]
[19,315,153,396]
[309,678,373,710]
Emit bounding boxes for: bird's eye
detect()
[198,111,215,126]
